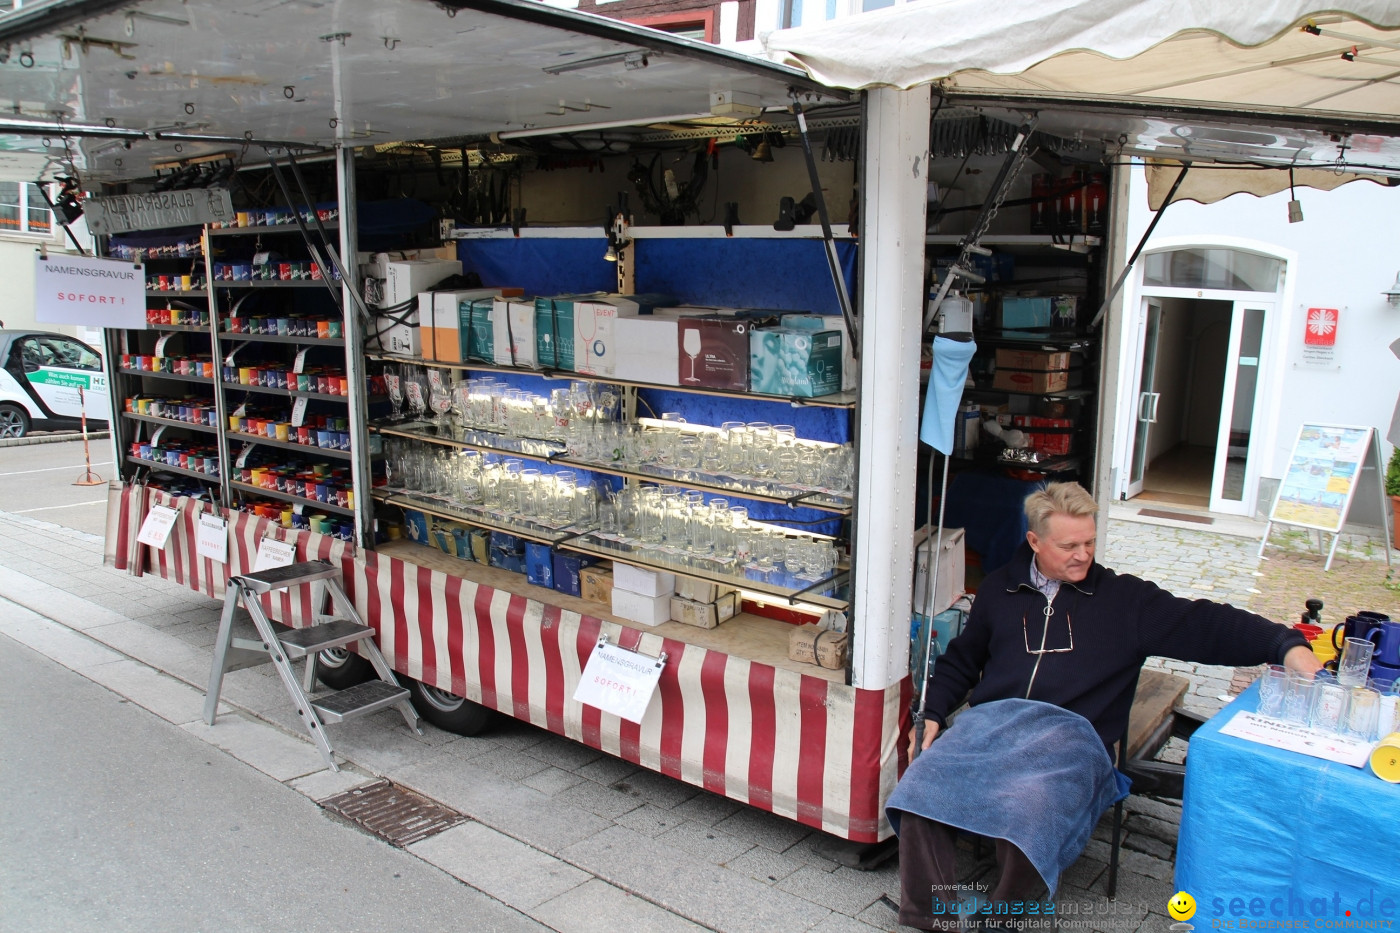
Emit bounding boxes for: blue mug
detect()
[1333,612,1389,652]
[1366,619,1400,668]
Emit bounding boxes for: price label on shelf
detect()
[153,333,173,356]
[405,381,424,409]
[235,445,253,468]
[195,511,228,564]
[136,504,180,549]
[253,536,296,572]
[291,396,308,427]
[293,348,309,373]
[223,344,241,366]
[233,402,247,418]
[150,425,167,446]
[427,369,443,390]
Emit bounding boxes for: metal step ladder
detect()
[203,559,420,771]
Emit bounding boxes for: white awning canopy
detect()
[764,0,1400,177]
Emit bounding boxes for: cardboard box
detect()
[384,259,461,308]
[403,509,430,546]
[573,297,637,377]
[490,298,538,368]
[614,316,680,386]
[552,551,599,598]
[992,369,1070,393]
[674,576,737,604]
[526,541,554,588]
[374,309,422,357]
[432,519,473,560]
[669,592,738,629]
[749,326,843,398]
[468,528,491,564]
[612,563,675,598]
[612,588,671,626]
[913,526,966,618]
[489,531,526,575]
[579,565,613,605]
[994,348,1071,372]
[461,297,496,364]
[430,288,519,363]
[534,296,581,371]
[788,625,849,670]
[677,318,750,391]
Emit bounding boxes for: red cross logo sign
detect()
[1304,307,1338,346]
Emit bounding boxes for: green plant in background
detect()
[1387,446,1400,497]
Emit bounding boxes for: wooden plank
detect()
[376,539,844,683]
[1126,669,1189,761]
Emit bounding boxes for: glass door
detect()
[1209,302,1271,515]
[1124,300,1163,499]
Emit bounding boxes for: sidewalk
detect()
[9,506,1365,932]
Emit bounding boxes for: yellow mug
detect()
[1370,733,1400,783]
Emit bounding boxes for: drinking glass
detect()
[385,366,404,421]
[1346,686,1382,741]
[1339,637,1376,688]
[728,507,752,563]
[1256,664,1289,719]
[1281,672,1315,725]
[1378,679,1400,738]
[1308,674,1349,734]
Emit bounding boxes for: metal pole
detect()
[911,452,950,758]
[333,146,373,549]
[1088,163,1190,330]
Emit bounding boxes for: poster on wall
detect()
[33,253,147,329]
[1269,423,1372,532]
[1299,306,1340,368]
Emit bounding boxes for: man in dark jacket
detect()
[892,482,1319,930]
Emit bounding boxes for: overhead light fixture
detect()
[1384,271,1400,306]
[1287,167,1304,223]
[543,50,650,76]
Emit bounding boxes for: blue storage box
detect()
[525,541,554,588]
[403,510,431,546]
[489,531,527,575]
[552,551,599,597]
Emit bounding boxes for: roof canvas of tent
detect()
[764,0,1400,181]
[0,0,840,184]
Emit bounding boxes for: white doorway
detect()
[1118,244,1288,516]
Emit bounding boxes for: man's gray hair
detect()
[1024,482,1099,536]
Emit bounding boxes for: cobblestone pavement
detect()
[4,506,1391,932]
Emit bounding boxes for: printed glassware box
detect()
[749,326,843,398]
[677,318,750,391]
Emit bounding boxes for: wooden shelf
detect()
[378,539,844,683]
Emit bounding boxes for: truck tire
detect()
[314,647,374,690]
[405,679,494,736]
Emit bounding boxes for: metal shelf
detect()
[121,411,219,435]
[220,381,347,403]
[227,431,353,460]
[143,323,211,334]
[125,455,220,483]
[364,354,857,409]
[218,331,346,347]
[208,222,338,237]
[229,480,355,516]
[145,290,209,299]
[372,489,578,547]
[211,280,334,289]
[119,368,213,385]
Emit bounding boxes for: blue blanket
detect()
[887,699,1129,897]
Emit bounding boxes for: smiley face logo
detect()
[1168,891,1196,921]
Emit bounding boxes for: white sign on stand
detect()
[34,253,147,329]
[195,512,229,564]
[573,636,666,723]
[253,537,296,572]
[136,505,179,549]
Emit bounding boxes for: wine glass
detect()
[385,366,404,421]
[682,327,702,384]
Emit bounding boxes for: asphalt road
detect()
[0,631,545,933]
[0,437,115,536]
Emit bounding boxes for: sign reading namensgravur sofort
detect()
[34,253,147,328]
[83,187,233,235]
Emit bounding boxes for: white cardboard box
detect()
[491,298,539,368]
[612,563,675,598]
[913,526,967,618]
[376,301,422,357]
[669,592,738,629]
[674,576,737,604]
[612,588,672,626]
[573,297,644,377]
[385,259,461,308]
[615,316,680,386]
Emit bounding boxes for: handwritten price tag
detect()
[195,511,228,563]
[136,504,180,548]
[572,639,665,723]
[253,536,296,572]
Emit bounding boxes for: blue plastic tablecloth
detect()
[1177,682,1400,924]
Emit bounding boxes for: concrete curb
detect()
[0,431,110,448]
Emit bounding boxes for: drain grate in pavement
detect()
[320,780,466,846]
[1138,508,1214,525]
